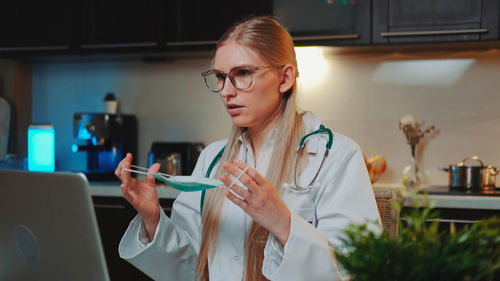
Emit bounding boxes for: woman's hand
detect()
[221,159,291,245]
[114,153,161,241]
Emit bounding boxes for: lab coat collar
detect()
[301,112,326,155]
[236,112,326,156]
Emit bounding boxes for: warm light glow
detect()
[372,59,475,87]
[295,47,328,86]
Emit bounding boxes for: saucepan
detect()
[440,156,499,190]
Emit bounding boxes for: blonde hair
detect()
[196,16,305,281]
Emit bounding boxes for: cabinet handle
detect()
[80,42,158,49]
[293,34,360,41]
[381,29,488,38]
[166,40,218,47]
[0,45,69,52]
[94,204,126,209]
[401,217,479,224]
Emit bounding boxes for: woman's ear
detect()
[278,64,296,94]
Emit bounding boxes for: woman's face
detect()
[213,42,283,130]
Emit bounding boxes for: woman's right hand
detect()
[115,153,161,240]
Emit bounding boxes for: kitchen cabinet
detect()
[0,0,76,54]
[373,0,500,44]
[93,196,174,281]
[401,207,500,233]
[164,0,271,48]
[80,0,162,52]
[273,0,371,46]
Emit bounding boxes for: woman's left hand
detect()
[221,159,291,245]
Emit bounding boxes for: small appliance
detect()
[72,113,137,181]
[148,142,204,179]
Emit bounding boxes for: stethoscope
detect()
[200,125,333,213]
[292,124,333,191]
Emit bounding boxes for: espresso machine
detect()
[72,113,137,181]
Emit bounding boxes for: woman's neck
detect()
[247,111,281,163]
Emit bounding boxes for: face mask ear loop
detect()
[228,166,249,189]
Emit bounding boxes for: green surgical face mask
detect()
[154,174,224,192]
[122,164,224,192]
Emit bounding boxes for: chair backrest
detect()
[0,97,10,159]
[373,187,400,237]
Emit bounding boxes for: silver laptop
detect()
[0,169,110,281]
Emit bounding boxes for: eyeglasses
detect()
[201,65,279,93]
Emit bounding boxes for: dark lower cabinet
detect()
[401,207,500,233]
[93,196,174,281]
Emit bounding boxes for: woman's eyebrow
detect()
[212,64,255,72]
[229,65,255,71]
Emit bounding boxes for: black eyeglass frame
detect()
[201,65,283,93]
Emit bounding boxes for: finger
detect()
[116,153,133,185]
[233,159,267,186]
[145,163,161,185]
[222,161,257,190]
[220,174,249,199]
[224,189,249,210]
[115,153,132,176]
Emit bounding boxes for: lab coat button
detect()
[233,255,239,261]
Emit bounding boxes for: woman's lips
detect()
[227,104,244,116]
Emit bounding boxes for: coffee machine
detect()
[72,113,137,181]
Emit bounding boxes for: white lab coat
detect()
[119,113,381,281]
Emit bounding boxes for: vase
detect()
[401,144,424,188]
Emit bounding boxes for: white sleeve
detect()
[118,204,199,281]
[118,143,219,280]
[262,141,381,281]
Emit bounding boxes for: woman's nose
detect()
[219,77,238,98]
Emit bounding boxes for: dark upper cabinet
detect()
[164,0,271,47]
[79,0,162,50]
[273,0,371,46]
[0,0,75,52]
[373,0,500,44]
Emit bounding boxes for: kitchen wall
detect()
[29,46,500,186]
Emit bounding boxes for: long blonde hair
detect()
[196,16,305,281]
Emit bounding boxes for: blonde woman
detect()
[115,16,381,281]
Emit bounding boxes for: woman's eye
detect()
[236,68,252,76]
[215,72,226,80]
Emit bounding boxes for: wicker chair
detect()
[373,187,400,237]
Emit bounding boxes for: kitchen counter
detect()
[90,182,180,199]
[90,182,500,211]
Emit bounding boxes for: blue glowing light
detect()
[28,125,55,172]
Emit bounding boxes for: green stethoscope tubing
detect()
[200,125,333,214]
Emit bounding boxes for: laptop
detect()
[0,169,110,281]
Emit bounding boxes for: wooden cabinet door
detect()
[80,0,162,50]
[273,0,371,46]
[165,0,269,47]
[0,0,74,52]
[373,0,500,44]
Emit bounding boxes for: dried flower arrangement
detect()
[398,115,436,157]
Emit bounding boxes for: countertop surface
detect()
[89,182,500,210]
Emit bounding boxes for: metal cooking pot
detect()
[440,156,499,190]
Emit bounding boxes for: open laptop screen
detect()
[0,169,110,281]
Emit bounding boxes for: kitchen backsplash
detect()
[23,47,500,186]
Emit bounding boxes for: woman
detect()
[115,16,381,281]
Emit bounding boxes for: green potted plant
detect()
[334,194,500,281]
